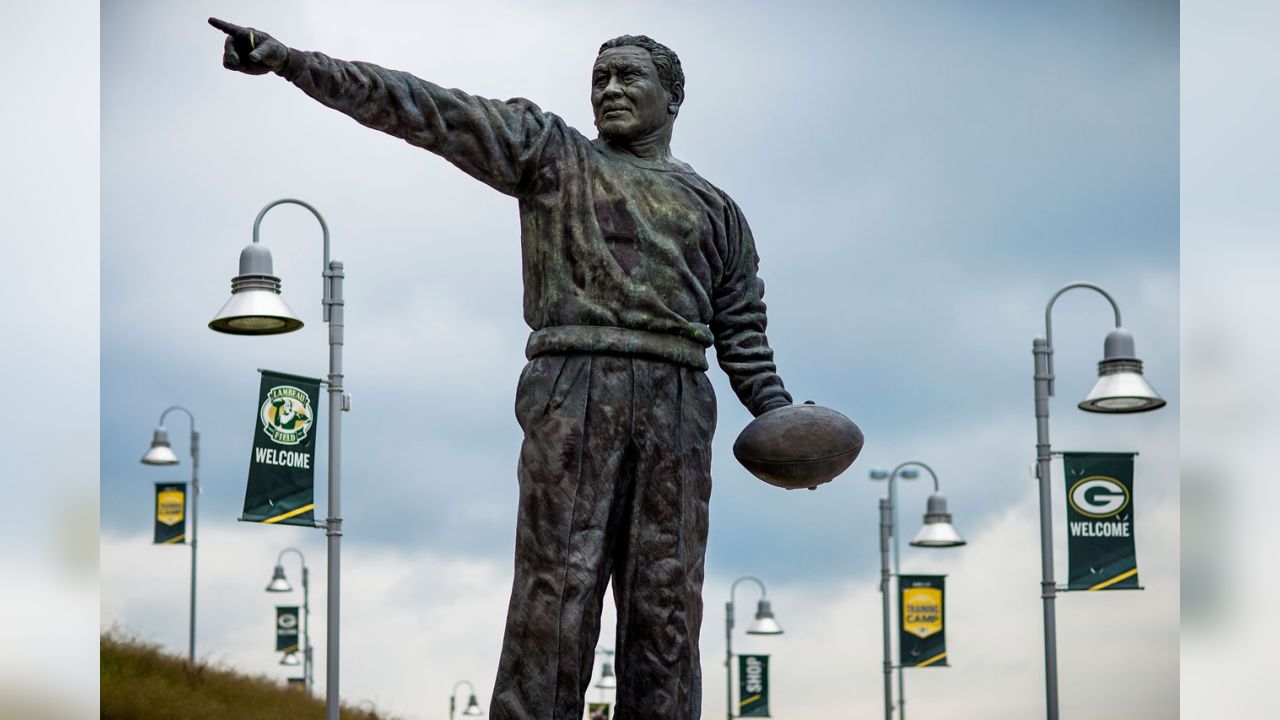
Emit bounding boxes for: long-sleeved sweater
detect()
[277,49,792,416]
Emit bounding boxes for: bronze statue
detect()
[211,19,794,719]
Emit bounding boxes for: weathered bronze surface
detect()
[211,19,795,719]
[732,404,864,489]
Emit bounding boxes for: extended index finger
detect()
[208,17,248,38]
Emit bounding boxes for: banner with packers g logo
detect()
[1063,452,1141,591]
[737,654,770,717]
[153,483,186,544]
[276,605,300,653]
[899,574,947,668]
[241,370,320,527]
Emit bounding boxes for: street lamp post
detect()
[140,405,200,664]
[725,576,783,720]
[208,198,347,720]
[1032,282,1166,720]
[595,647,617,690]
[265,547,313,691]
[870,461,965,720]
[449,679,484,719]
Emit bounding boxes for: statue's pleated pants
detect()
[490,353,716,720]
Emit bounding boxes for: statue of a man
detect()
[211,18,792,719]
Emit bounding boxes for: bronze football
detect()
[732,403,864,490]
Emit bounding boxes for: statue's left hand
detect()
[209,17,288,75]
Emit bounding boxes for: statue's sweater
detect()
[279,49,792,416]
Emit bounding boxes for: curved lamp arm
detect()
[452,679,476,696]
[1040,282,1123,397]
[276,546,306,570]
[889,460,940,494]
[730,575,769,606]
[252,198,333,320]
[157,404,197,436]
[728,575,769,632]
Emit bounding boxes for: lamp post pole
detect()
[449,679,483,719]
[210,198,345,720]
[725,575,781,720]
[270,547,312,691]
[874,461,957,720]
[141,405,199,664]
[1033,281,1166,720]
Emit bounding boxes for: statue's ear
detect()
[668,84,684,115]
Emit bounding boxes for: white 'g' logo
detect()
[1068,476,1130,518]
[278,613,298,629]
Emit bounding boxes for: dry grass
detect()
[101,633,397,720]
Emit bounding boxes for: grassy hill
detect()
[101,634,398,720]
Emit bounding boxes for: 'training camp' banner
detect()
[1063,452,1141,591]
[153,483,186,544]
[587,703,611,720]
[276,606,300,654]
[899,574,947,668]
[241,370,320,527]
[738,654,770,717]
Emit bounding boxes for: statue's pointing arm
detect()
[711,201,794,417]
[210,18,558,196]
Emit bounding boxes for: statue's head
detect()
[592,35,684,143]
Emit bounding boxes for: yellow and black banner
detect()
[242,370,320,527]
[738,654,770,717]
[153,483,186,544]
[587,703,611,719]
[899,574,947,668]
[1063,452,1141,591]
[276,605,300,653]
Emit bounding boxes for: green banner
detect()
[1063,452,1141,591]
[153,483,186,545]
[738,654,770,717]
[276,605,300,653]
[587,703,611,719]
[241,370,320,527]
[899,574,947,668]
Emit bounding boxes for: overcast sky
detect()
[98,1,1178,718]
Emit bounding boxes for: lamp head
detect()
[1078,328,1166,413]
[279,651,301,666]
[910,493,966,547]
[595,660,618,689]
[209,243,303,335]
[462,694,483,716]
[140,427,180,465]
[746,598,784,635]
[265,564,292,593]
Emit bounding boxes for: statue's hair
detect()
[598,35,684,109]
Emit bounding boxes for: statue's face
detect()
[592,46,672,141]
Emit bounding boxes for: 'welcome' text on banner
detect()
[241,370,320,527]
[1062,452,1141,591]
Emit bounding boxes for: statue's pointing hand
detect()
[209,17,287,75]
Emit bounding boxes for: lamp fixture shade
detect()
[595,661,618,689]
[141,428,180,465]
[265,565,292,593]
[1078,328,1166,414]
[280,651,301,666]
[746,599,784,635]
[910,493,966,547]
[208,243,303,335]
[462,694,484,716]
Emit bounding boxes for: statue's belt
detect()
[525,325,709,371]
